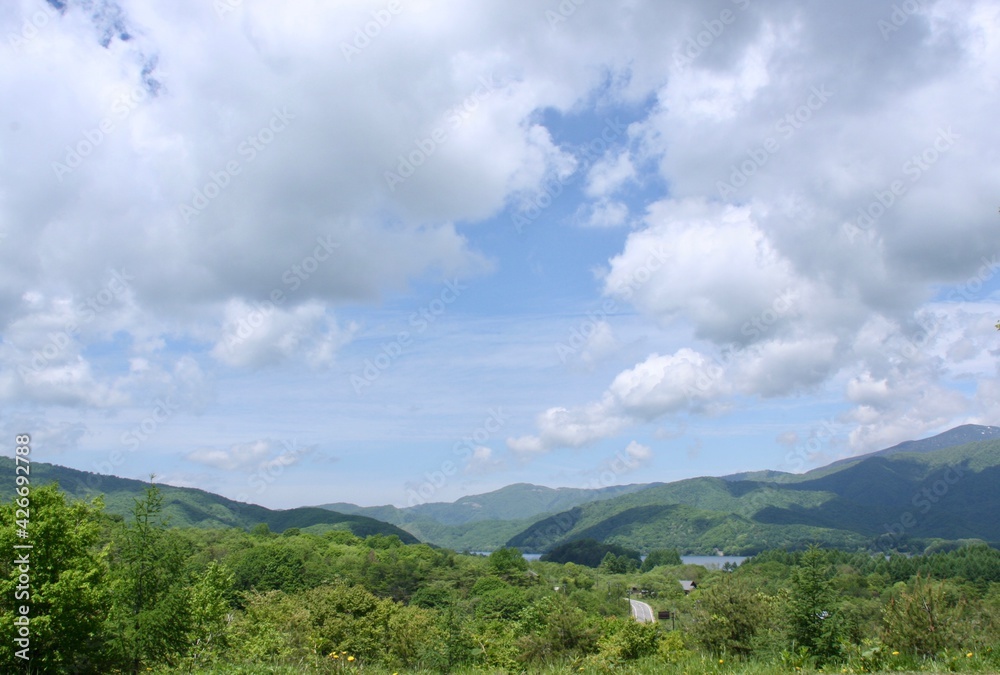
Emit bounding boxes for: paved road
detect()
[629,598,655,623]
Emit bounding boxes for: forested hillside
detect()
[2,481,999,674]
[0,457,418,542]
[506,438,1000,554]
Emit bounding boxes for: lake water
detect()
[680,555,747,568]
[476,552,749,567]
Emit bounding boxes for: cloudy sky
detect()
[1,0,998,509]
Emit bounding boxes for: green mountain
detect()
[504,433,1000,555]
[7,425,997,555]
[318,482,650,550]
[821,423,1000,470]
[0,457,418,543]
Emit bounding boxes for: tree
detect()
[0,484,110,673]
[789,546,839,660]
[641,548,682,572]
[487,546,528,582]
[106,482,191,672]
[599,552,638,574]
[882,575,967,657]
[187,561,235,666]
[690,573,773,656]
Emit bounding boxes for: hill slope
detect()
[0,457,419,543]
[505,436,1000,555]
[319,482,651,550]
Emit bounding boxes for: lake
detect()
[476,552,749,567]
[680,555,748,568]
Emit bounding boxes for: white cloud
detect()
[187,438,315,472]
[581,200,630,228]
[624,440,652,463]
[210,300,356,370]
[3,0,1000,500]
[463,445,505,474]
[585,151,635,198]
[508,348,729,454]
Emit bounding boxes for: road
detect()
[629,598,655,623]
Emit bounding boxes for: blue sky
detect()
[1,0,999,508]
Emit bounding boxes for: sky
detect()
[1,0,999,509]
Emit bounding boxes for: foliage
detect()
[0,484,110,673]
[595,616,660,661]
[541,538,641,567]
[788,546,840,661]
[487,545,529,582]
[882,575,968,657]
[4,480,1000,673]
[641,547,682,571]
[105,482,192,672]
[689,573,775,656]
[599,551,639,574]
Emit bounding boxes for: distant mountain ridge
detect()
[504,431,1000,555]
[5,424,998,556]
[823,423,1000,468]
[0,457,418,543]
[319,482,651,550]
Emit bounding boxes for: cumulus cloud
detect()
[508,348,729,454]
[463,445,506,474]
[585,151,636,199]
[508,1,1000,459]
[3,0,1000,493]
[187,438,315,472]
[211,300,356,370]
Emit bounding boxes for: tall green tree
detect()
[0,484,110,673]
[106,482,191,673]
[789,546,839,660]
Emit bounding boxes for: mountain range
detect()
[0,457,418,543]
[4,424,999,555]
